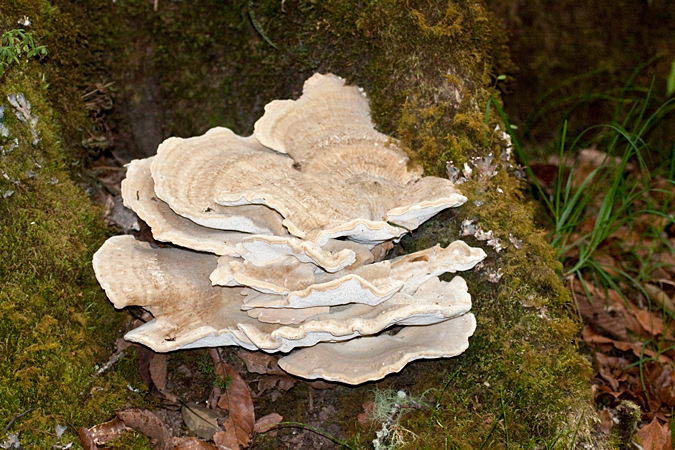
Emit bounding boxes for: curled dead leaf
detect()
[116,408,170,450]
[77,427,98,450]
[115,337,133,353]
[636,416,667,450]
[149,353,168,392]
[88,417,130,444]
[236,350,284,376]
[644,283,675,313]
[210,349,255,447]
[255,375,297,398]
[170,436,219,449]
[571,281,628,341]
[582,325,668,363]
[138,344,156,389]
[254,413,283,433]
[307,380,336,390]
[644,364,675,408]
[214,424,239,450]
[633,308,665,336]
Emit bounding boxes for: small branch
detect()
[5,408,32,431]
[94,349,126,377]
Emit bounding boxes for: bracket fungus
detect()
[93,73,487,384]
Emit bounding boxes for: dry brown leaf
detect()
[256,377,279,396]
[598,409,612,435]
[593,358,675,415]
[88,417,130,444]
[665,431,674,450]
[256,375,297,398]
[630,307,675,341]
[634,309,665,336]
[645,363,675,408]
[138,344,156,389]
[77,427,98,450]
[644,283,675,313]
[636,416,668,450]
[115,337,133,353]
[210,349,255,447]
[236,350,284,375]
[357,401,375,426]
[150,353,168,392]
[570,279,652,341]
[254,413,283,433]
[277,375,296,391]
[214,423,240,450]
[582,325,665,361]
[307,380,336,389]
[595,352,632,392]
[573,287,628,340]
[581,325,615,346]
[117,408,170,450]
[596,384,623,400]
[170,437,219,450]
[181,404,222,440]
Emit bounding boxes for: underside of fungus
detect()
[93,73,487,384]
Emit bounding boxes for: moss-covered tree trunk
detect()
[0,0,609,448]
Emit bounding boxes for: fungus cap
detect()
[277,313,477,384]
[92,235,265,352]
[122,157,247,255]
[150,128,287,235]
[237,276,472,352]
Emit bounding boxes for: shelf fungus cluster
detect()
[93,73,487,384]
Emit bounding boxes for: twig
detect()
[567,274,583,322]
[81,82,115,99]
[5,408,32,431]
[91,166,126,172]
[94,349,126,377]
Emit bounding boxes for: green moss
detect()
[0,7,147,447]
[392,167,597,448]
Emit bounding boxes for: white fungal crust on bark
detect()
[92,73,486,384]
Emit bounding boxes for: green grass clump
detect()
[493,77,675,304]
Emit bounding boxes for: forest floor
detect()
[529,147,675,448]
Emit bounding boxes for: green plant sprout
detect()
[197,352,232,390]
[0,29,47,77]
[486,78,675,307]
[667,60,675,97]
